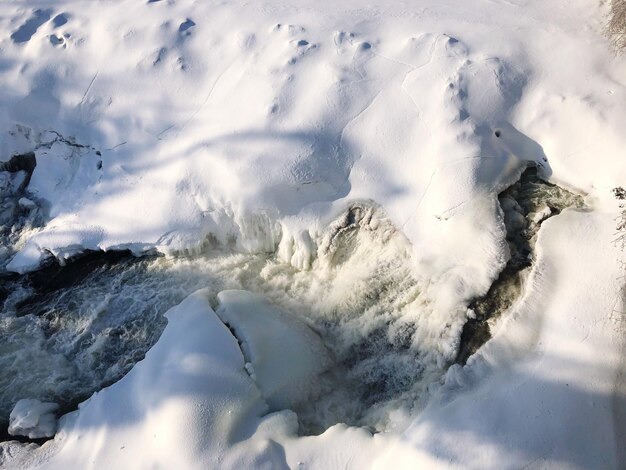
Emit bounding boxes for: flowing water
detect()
[0,167,585,439]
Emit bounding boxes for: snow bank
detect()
[0,0,588,282]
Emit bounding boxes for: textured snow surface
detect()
[0,0,625,468]
[8,400,58,439]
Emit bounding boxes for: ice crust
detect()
[216,290,333,410]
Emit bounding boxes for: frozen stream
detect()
[0,167,585,440]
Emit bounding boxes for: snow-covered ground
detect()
[0,0,625,468]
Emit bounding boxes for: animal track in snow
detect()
[287,38,318,64]
[52,13,69,28]
[178,18,195,36]
[272,23,306,36]
[49,35,66,48]
[10,9,52,44]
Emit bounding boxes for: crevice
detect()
[0,152,36,194]
[456,166,586,364]
[34,130,94,152]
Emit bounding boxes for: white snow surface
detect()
[0,0,625,468]
[216,290,333,410]
[8,400,58,440]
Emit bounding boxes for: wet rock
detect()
[456,166,585,364]
[0,152,36,193]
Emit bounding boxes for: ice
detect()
[0,203,451,435]
[216,290,333,410]
[8,399,59,439]
[17,198,36,210]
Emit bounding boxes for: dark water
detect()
[456,167,586,364]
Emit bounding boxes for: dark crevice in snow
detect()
[456,166,586,365]
[0,194,48,272]
[0,431,48,446]
[0,152,36,184]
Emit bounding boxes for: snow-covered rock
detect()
[8,399,59,439]
[17,197,36,210]
[216,290,333,410]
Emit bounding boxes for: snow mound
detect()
[8,399,58,439]
[216,290,333,410]
[23,290,297,469]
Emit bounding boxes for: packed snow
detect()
[8,400,58,440]
[0,0,625,468]
[216,290,333,410]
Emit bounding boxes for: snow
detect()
[0,0,625,468]
[17,198,36,210]
[8,400,58,440]
[216,290,333,410]
[17,290,297,469]
[374,207,626,469]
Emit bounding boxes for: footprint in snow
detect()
[52,13,69,28]
[272,23,305,36]
[10,8,53,44]
[178,18,195,36]
[334,31,355,47]
[288,39,318,64]
[49,35,65,48]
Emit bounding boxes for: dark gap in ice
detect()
[0,429,48,445]
[0,152,37,194]
[456,166,586,365]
